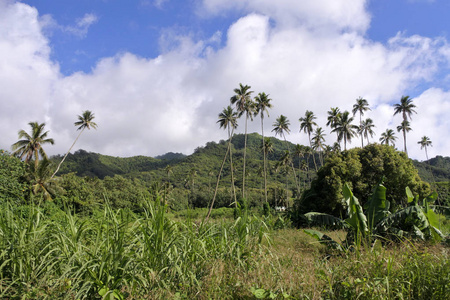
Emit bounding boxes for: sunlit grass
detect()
[0,202,448,299]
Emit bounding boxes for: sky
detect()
[1,0,450,161]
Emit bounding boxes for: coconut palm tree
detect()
[28,158,60,201]
[418,136,432,161]
[397,120,412,155]
[358,118,376,146]
[331,111,358,150]
[272,115,299,194]
[299,110,318,171]
[52,110,97,178]
[12,122,55,169]
[230,83,254,199]
[327,107,341,144]
[293,144,306,191]
[394,95,417,123]
[311,127,326,167]
[217,105,239,206]
[379,129,397,146]
[254,92,273,204]
[394,96,416,156]
[352,97,371,147]
[207,106,239,221]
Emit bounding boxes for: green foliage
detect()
[0,150,27,203]
[297,144,431,215]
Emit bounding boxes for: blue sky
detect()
[1,0,450,159]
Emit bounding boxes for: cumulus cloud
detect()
[0,0,449,160]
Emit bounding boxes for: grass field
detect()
[0,200,449,299]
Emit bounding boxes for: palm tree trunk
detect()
[228,127,237,207]
[206,134,232,222]
[51,128,84,179]
[309,134,318,172]
[261,116,268,204]
[242,113,248,199]
[403,129,408,156]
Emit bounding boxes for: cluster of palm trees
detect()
[209,85,435,214]
[10,111,97,200]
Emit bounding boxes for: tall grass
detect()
[0,200,448,299]
[0,197,269,299]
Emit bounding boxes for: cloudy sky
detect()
[1,0,450,160]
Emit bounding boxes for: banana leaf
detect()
[365,183,390,230]
[343,183,368,235]
[303,229,343,251]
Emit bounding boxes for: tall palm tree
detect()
[311,127,326,167]
[28,158,60,201]
[230,83,254,199]
[272,115,299,194]
[254,92,273,204]
[294,144,306,191]
[358,118,376,146]
[379,129,397,146]
[393,96,416,156]
[327,107,341,144]
[207,106,239,221]
[331,111,358,150]
[299,110,318,171]
[418,136,432,161]
[272,115,291,141]
[52,110,97,178]
[217,105,239,206]
[352,97,371,147]
[12,122,55,169]
[397,120,412,154]
[394,95,417,123]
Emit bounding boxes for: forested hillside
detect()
[51,133,450,185]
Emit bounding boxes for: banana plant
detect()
[304,182,447,250]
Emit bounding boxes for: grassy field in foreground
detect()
[0,201,449,299]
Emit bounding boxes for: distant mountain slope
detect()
[413,156,450,182]
[50,135,450,184]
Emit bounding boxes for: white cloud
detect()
[0,0,449,160]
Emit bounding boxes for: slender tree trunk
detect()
[242,113,248,199]
[51,128,84,178]
[283,135,299,196]
[308,134,318,172]
[206,135,232,222]
[261,116,268,204]
[403,129,408,156]
[228,127,237,207]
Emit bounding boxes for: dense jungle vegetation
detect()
[1,94,450,298]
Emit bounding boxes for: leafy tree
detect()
[230,83,254,199]
[352,97,371,147]
[52,110,97,178]
[254,92,273,204]
[299,110,318,171]
[297,144,430,215]
[331,111,358,150]
[11,122,54,169]
[394,96,416,156]
[379,129,397,146]
[358,118,376,146]
[418,136,432,161]
[397,120,412,155]
[0,150,27,203]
